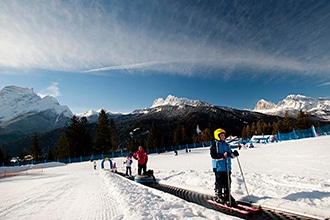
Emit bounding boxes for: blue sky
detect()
[1,0,330,114]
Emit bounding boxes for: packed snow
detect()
[1,136,330,220]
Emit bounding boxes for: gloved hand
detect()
[233,150,239,157]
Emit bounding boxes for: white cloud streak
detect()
[38,82,61,98]
[318,82,330,87]
[1,0,330,79]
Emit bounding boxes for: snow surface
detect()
[1,136,330,220]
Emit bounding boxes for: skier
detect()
[124,155,133,176]
[133,146,148,175]
[93,160,97,170]
[210,128,239,207]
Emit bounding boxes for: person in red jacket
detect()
[133,146,148,175]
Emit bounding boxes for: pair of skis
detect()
[208,157,259,215]
[206,199,260,215]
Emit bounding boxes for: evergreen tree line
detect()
[0,109,327,165]
[126,122,214,153]
[54,109,118,159]
[241,110,318,139]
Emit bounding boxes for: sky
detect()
[1,0,330,114]
[1,135,329,220]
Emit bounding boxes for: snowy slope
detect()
[1,136,329,220]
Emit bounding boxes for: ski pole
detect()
[236,156,252,203]
[226,158,231,206]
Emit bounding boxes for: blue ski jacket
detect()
[210,140,234,172]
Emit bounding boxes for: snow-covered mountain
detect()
[254,94,330,120]
[80,94,212,121]
[0,86,73,133]
[151,94,211,108]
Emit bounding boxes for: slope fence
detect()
[0,165,43,178]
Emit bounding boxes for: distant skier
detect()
[124,155,133,176]
[133,146,148,175]
[112,161,117,172]
[210,128,239,207]
[93,160,97,170]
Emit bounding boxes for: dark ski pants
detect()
[137,163,147,175]
[126,166,132,176]
[214,171,231,199]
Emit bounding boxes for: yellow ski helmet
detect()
[214,128,226,140]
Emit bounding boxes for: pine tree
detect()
[79,116,92,156]
[94,109,111,154]
[128,137,140,152]
[241,126,247,139]
[181,125,189,144]
[272,121,279,134]
[147,121,158,150]
[55,132,70,159]
[295,110,307,130]
[256,120,262,134]
[201,128,213,142]
[246,125,252,137]
[30,132,42,162]
[46,147,54,161]
[173,123,182,146]
[0,147,4,165]
[66,115,92,158]
[18,148,29,162]
[280,112,292,133]
[66,115,80,158]
[109,118,119,153]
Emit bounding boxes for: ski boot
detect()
[223,194,238,207]
[213,189,226,204]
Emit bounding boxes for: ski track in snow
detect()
[0,164,124,220]
[0,162,235,220]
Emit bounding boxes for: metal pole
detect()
[237,156,252,203]
[226,158,231,206]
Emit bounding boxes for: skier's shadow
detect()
[283,190,330,201]
[240,195,272,202]
[241,190,330,203]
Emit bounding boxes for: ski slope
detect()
[1,136,330,220]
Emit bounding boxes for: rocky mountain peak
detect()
[0,85,72,122]
[151,94,210,108]
[254,94,330,120]
[254,99,276,110]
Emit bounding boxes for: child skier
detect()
[124,155,133,176]
[210,128,239,207]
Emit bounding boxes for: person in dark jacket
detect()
[133,146,148,175]
[210,128,239,207]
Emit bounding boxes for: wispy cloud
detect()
[1,1,330,79]
[318,82,330,87]
[38,82,61,98]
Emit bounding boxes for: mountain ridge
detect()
[253,94,330,120]
[0,85,72,122]
[1,86,330,124]
[1,86,329,156]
